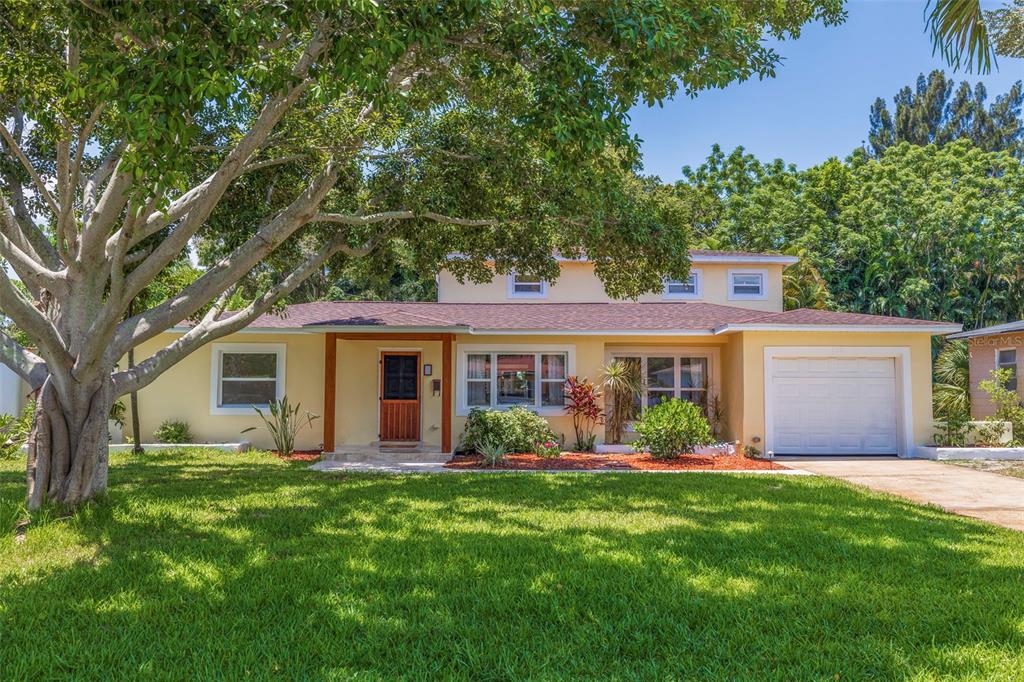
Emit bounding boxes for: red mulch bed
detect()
[274,449,322,462]
[444,452,784,471]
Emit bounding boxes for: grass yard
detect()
[2,450,1023,680]
[948,459,1024,481]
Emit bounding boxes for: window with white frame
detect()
[461,348,570,412]
[610,352,713,414]
[728,270,766,300]
[507,273,547,298]
[663,270,702,299]
[997,348,1018,392]
[210,343,285,414]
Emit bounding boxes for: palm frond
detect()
[926,0,996,73]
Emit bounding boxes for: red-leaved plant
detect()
[564,376,603,452]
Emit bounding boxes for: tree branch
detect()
[109,24,333,269]
[0,330,49,390]
[111,157,343,359]
[0,266,71,371]
[312,210,501,227]
[0,120,60,217]
[112,228,370,396]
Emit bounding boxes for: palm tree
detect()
[933,340,971,420]
[925,0,1024,70]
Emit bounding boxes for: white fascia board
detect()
[714,323,962,335]
[690,254,799,265]
[445,253,798,265]
[167,324,470,335]
[466,328,715,336]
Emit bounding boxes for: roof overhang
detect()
[714,323,962,335]
[445,253,800,266]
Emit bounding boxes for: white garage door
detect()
[769,356,898,455]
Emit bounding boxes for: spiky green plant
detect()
[242,396,319,455]
[600,359,643,444]
[933,340,971,420]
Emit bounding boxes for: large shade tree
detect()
[0,1,845,508]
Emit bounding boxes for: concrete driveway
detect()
[779,457,1024,532]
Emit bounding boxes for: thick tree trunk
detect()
[26,376,112,510]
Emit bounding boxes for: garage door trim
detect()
[763,346,913,457]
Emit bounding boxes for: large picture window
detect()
[459,346,572,413]
[610,351,714,415]
[210,343,285,414]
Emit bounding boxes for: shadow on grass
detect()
[1,450,1022,680]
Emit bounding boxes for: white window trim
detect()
[506,273,548,299]
[604,346,721,424]
[663,269,702,300]
[209,342,286,415]
[728,268,768,301]
[996,347,1018,391]
[456,343,575,416]
[762,346,913,458]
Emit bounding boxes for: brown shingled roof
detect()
[243,302,957,333]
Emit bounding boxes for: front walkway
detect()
[778,457,1024,531]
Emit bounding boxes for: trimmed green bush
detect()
[633,398,712,459]
[155,419,193,444]
[460,406,555,454]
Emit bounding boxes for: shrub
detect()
[242,396,319,455]
[978,368,1024,446]
[632,398,712,459]
[0,401,35,459]
[743,445,761,459]
[479,439,506,466]
[460,406,555,454]
[534,439,561,458]
[155,419,192,444]
[564,376,602,451]
[933,417,968,447]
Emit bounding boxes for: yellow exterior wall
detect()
[450,333,733,448]
[334,339,444,448]
[131,332,326,451]
[733,331,936,453]
[132,328,936,455]
[438,261,784,312]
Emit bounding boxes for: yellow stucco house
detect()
[133,250,960,456]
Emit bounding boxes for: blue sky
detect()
[629,0,1024,181]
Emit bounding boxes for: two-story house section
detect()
[132,249,960,457]
[437,250,793,311]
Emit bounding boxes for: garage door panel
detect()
[769,355,898,456]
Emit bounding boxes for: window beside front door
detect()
[461,349,569,412]
[997,348,1018,392]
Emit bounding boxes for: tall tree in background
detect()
[0,1,845,509]
[676,140,1024,325]
[867,71,1023,157]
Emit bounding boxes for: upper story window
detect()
[728,269,767,300]
[507,273,547,299]
[663,270,702,300]
[997,348,1018,392]
[210,343,286,415]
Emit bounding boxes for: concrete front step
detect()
[323,447,449,464]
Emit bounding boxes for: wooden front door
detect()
[379,352,420,442]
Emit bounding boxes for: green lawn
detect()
[1,450,1023,680]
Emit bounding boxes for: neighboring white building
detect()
[0,364,27,416]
